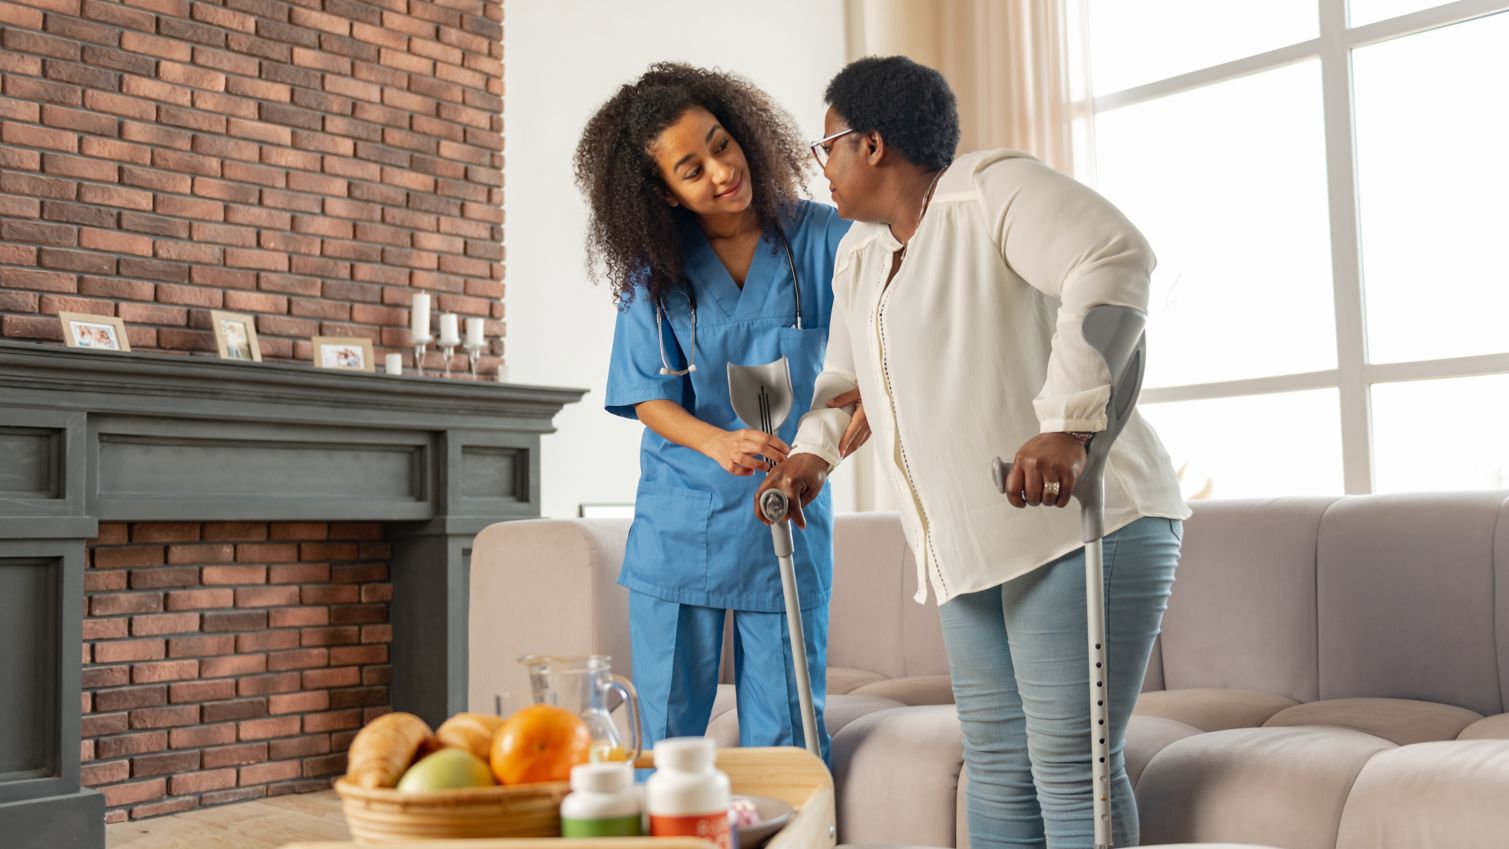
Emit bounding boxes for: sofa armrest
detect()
[467,518,633,713]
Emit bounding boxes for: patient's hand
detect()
[754,453,830,529]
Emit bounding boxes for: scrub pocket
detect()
[622,483,713,596]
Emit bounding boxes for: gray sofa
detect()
[469,492,1509,849]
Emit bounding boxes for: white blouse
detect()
[792,150,1190,605]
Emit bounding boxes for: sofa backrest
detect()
[470,492,1509,717]
[1158,492,1509,715]
[827,512,950,679]
[467,512,947,712]
[1157,497,1333,702]
[1315,492,1508,716]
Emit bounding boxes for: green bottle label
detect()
[562,814,644,838]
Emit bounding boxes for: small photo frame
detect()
[58,312,130,352]
[211,310,262,362]
[312,336,375,372]
[578,503,636,520]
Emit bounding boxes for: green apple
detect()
[397,748,496,791]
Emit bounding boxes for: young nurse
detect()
[574,63,864,761]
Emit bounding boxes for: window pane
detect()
[1349,0,1446,27]
[1353,12,1509,364]
[1140,390,1344,499]
[1372,375,1509,492]
[1088,0,1316,94]
[1094,62,1336,388]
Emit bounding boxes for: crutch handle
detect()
[760,488,789,523]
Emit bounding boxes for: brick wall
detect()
[0,0,505,374]
[81,520,392,822]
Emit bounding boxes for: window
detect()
[1085,1,1509,498]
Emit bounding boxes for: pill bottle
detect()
[560,761,643,838]
[645,737,734,849]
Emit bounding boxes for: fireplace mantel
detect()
[0,340,583,846]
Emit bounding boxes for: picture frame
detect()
[311,336,375,372]
[578,503,636,520]
[58,312,130,352]
[210,310,262,362]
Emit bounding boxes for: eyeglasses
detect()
[809,127,854,169]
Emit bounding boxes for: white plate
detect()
[731,794,794,849]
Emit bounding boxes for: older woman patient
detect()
[759,56,1190,848]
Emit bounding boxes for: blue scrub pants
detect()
[939,516,1182,849]
[629,592,830,763]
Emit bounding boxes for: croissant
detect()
[435,712,506,761]
[346,711,434,788]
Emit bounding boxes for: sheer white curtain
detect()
[838,0,1090,511]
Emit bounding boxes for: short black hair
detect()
[824,56,959,171]
[574,63,808,309]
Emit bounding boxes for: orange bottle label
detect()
[649,812,734,849]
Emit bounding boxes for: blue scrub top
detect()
[605,200,851,613]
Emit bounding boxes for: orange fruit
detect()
[489,704,591,785]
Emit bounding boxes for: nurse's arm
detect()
[634,400,790,476]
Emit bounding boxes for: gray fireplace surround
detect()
[0,340,582,847]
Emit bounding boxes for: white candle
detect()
[384,353,403,375]
[410,292,431,340]
[465,316,485,347]
[438,312,461,346]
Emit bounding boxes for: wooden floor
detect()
[105,790,350,849]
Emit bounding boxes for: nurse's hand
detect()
[755,453,830,529]
[703,429,790,476]
[1003,432,1086,509]
[829,389,870,458]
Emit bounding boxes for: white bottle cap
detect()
[653,737,715,772]
[570,761,634,793]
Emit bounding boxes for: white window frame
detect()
[1087,0,1509,494]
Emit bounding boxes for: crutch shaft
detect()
[762,491,821,757]
[1086,539,1112,849]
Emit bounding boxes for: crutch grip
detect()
[760,488,789,523]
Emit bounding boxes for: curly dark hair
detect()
[574,63,809,308]
[824,56,959,171]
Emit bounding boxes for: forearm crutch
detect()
[991,304,1149,849]
[729,357,822,757]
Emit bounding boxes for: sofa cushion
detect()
[1334,740,1509,849]
[1137,726,1394,849]
[1126,714,1203,787]
[1317,492,1507,716]
[832,705,963,848]
[829,666,888,696]
[1458,712,1509,740]
[1134,688,1298,731]
[705,692,907,748]
[849,674,955,706]
[1263,697,1482,745]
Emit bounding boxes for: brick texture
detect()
[0,0,506,375]
[84,521,392,820]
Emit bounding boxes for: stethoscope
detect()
[656,229,803,376]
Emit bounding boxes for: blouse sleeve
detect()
[790,240,859,469]
[976,156,1156,432]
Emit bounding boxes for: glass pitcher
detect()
[518,654,642,763]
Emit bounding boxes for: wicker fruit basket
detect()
[333,778,572,844]
[296,748,834,849]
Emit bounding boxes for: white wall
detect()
[503,0,853,519]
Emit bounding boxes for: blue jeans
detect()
[939,516,1182,849]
